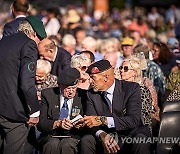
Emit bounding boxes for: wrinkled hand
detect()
[100,132,120,154]
[73,119,84,129]
[61,118,73,130]
[27,117,39,126]
[53,120,62,129]
[81,116,102,128]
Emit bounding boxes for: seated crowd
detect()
[0,0,180,153]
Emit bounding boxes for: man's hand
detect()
[27,117,39,126]
[73,119,84,129]
[60,118,73,130]
[100,132,120,154]
[81,116,102,128]
[53,120,62,129]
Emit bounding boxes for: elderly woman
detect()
[71,54,91,90]
[36,59,58,100]
[120,56,154,130]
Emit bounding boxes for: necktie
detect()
[59,98,69,120]
[103,91,112,112]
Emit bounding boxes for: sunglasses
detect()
[119,66,134,72]
[80,66,88,71]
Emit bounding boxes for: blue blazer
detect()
[0,32,39,122]
[86,79,150,136]
[3,17,25,37]
[51,47,71,77]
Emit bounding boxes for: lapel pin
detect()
[55,105,59,108]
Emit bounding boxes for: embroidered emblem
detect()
[91,67,100,74]
[27,62,35,72]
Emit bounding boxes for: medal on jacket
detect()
[71,106,80,117]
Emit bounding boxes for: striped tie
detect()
[59,98,69,120]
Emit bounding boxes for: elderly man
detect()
[38,38,71,77]
[37,68,86,154]
[0,16,46,153]
[79,60,151,154]
[3,0,29,37]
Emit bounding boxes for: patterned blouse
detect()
[36,74,58,100]
[142,77,160,122]
[140,85,152,127]
[143,60,166,96]
[166,82,180,102]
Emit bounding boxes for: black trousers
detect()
[0,116,29,154]
[80,134,151,154]
[42,137,80,154]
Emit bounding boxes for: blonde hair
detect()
[71,54,91,68]
[37,59,51,74]
[99,39,114,55]
[124,55,143,82]
[18,20,35,37]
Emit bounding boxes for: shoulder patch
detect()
[28,62,35,72]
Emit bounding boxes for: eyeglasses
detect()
[80,66,88,71]
[119,66,134,72]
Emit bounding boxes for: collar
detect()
[15,15,26,19]
[52,47,58,62]
[106,80,115,95]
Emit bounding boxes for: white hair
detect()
[36,59,51,74]
[18,20,35,38]
[62,34,76,46]
[81,36,97,49]
[71,54,91,68]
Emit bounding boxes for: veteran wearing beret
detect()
[0,15,46,153]
[37,67,86,154]
[79,60,151,154]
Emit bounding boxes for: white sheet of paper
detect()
[71,115,83,123]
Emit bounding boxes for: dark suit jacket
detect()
[3,17,25,37]
[51,47,71,77]
[37,87,85,139]
[0,32,39,122]
[86,79,150,137]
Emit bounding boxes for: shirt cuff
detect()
[96,130,104,138]
[107,117,115,128]
[30,111,40,117]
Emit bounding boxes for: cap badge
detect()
[91,67,100,74]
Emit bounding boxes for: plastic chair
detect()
[157,112,180,154]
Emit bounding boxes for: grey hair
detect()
[71,54,91,68]
[62,34,76,46]
[18,20,35,37]
[36,59,51,74]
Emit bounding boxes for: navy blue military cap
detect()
[86,60,112,75]
[58,68,80,86]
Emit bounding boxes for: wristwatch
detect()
[100,116,107,125]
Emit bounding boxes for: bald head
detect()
[90,67,115,92]
[38,38,56,61]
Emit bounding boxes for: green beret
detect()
[25,15,47,40]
